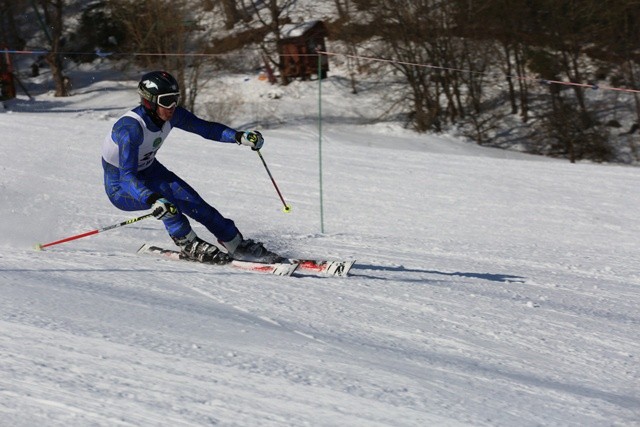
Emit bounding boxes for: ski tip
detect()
[34,243,44,251]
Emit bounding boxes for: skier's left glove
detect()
[236,130,264,151]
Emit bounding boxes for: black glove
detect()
[235,130,264,151]
[147,194,178,219]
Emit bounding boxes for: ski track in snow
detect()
[1,79,640,426]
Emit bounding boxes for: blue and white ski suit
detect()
[102,105,240,241]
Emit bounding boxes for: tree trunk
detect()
[41,0,69,97]
[502,42,518,115]
[220,0,239,29]
[45,51,69,96]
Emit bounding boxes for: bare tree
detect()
[238,0,296,83]
[331,0,363,94]
[365,0,467,132]
[109,0,210,108]
[454,0,534,121]
[0,0,28,49]
[36,0,69,96]
[219,0,240,29]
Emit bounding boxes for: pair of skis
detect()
[35,213,355,277]
[137,244,355,277]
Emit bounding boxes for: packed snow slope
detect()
[1,72,639,426]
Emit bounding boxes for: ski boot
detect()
[172,231,231,265]
[222,233,283,263]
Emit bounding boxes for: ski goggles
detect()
[156,92,180,109]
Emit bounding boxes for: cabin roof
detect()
[280,20,324,40]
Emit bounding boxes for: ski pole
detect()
[34,213,155,250]
[256,150,292,213]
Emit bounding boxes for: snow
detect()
[280,21,322,39]
[1,65,639,426]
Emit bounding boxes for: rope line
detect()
[5,47,640,94]
[317,50,640,95]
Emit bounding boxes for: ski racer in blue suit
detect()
[102,70,281,264]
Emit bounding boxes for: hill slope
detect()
[1,74,639,426]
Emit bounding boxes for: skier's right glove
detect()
[148,194,178,220]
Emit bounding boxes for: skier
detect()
[102,70,281,264]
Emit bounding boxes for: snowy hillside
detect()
[1,67,639,426]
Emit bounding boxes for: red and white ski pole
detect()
[34,213,155,250]
[256,150,292,213]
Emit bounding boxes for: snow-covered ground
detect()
[1,66,639,426]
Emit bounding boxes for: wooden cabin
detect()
[277,20,328,83]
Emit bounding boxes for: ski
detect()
[137,244,355,277]
[137,244,298,276]
[292,259,356,277]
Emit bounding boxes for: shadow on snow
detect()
[351,263,526,284]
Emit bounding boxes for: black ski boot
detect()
[172,231,231,265]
